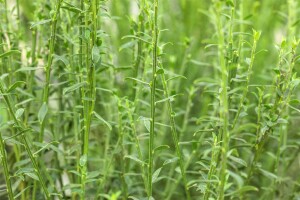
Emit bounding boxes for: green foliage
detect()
[0,0,300,199]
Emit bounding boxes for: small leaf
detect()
[85,30,90,40]
[125,77,150,86]
[259,168,277,180]
[93,111,112,130]
[30,19,52,29]
[16,67,43,72]
[154,145,170,153]
[38,103,48,124]
[15,108,25,119]
[87,171,102,179]
[143,119,150,132]
[92,46,101,64]
[152,167,162,183]
[229,156,247,167]
[53,54,69,66]
[7,81,26,93]
[63,82,86,95]
[80,154,87,167]
[0,50,21,58]
[119,40,137,52]
[156,68,164,75]
[124,155,145,166]
[61,4,82,14]
[226,186,258,196]
[226,0,235,7]
[25,172,39,181]
[163,157,179,166]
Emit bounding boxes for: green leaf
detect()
[61,4,82,14]
[119,40,137,52]
[38,103,48,124]
[85,30,90,40]
[229,155,247,167]
[87,171,102,179]
[92,46,101,64]
[259,168,277,180]
[154,145,170,153]
[25,172,39,181]
[226,186,258,196]
[143,119,150,132]
[63,82,86,95]
[15,108,25,119]
[30,19,51,29]
[125,77,150,86]
[79,154,87,167]
[0,50,21,58]
[163,157,179,166]
[152,167,162,183]
[93,111,112,130]
[124,155,145,166]
[15,67,43,72]
[7,81,26,93]
[156,68,164,75]
[53,54,69,66]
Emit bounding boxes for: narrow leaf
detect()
[63,82,86,95]
[38,103,48,124]
[93,111,112,130]
[0,50,21,58]
[152,167,162,183]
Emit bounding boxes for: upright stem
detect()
[125,100,148,192]
[0,81,51,199]
[118,99,128,199]
[213,1,229,199]
[81,0,98,198]
[0,132,14,200]
[40,0,63,141]
[148,0,158,198]
[160,63,191,200]
[232,30,261,129]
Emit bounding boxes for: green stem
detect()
[125,100,148,193]
[160,63,191,200]
[212,1,229,199]
[81,0,98,198]
[0,81,51,200]
[148,0,158,198]
[40,0,63,141]
[0,132,14,200]
[232,30,261,129]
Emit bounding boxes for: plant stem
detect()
[148,0,158,198]
[232,30,261,129]
[40,0,63,141]
[125,100,148,193]
[0,81,51,200]
[159,63,191,200]
[81,0,98,198]
[0,132,14,200]
[212,1,229,199]
[118,99,128,199]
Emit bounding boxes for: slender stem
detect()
[232,30,261,129]
[0,132,14,200]
[125,100,148,193]
[81,0,98,198]
[160,63,191,200]
[148,0,158,197]
[0,81,51,199]
[40,0,63,141]
[118,99,128,199]
[212,1,229,199]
